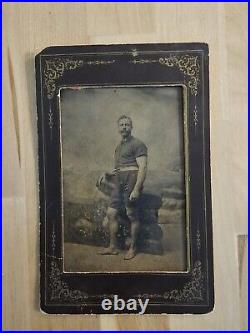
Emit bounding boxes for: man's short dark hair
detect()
[117,115,133,125]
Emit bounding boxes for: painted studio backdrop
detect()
[60,86,188,272]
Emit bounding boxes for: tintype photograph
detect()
[36,43,213,314]
[61,86,188,273]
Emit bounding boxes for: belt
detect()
[117,166,139,172]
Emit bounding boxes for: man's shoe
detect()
[99,247,119,255]
[124,248,136,260]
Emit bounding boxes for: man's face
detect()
[118,118,132,138]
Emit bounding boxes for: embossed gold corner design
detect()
[43,58,115,99]
[49,227,88,304]
[164,261,204,303]
[49,260,88,303]
[130,55,200,96]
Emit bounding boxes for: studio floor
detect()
[64,242,187,273]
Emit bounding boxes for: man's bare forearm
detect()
[133,155,147,192]
[134,166,147,192]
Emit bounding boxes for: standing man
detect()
[99,115,148,260]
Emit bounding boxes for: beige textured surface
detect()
[2,2,247,330]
